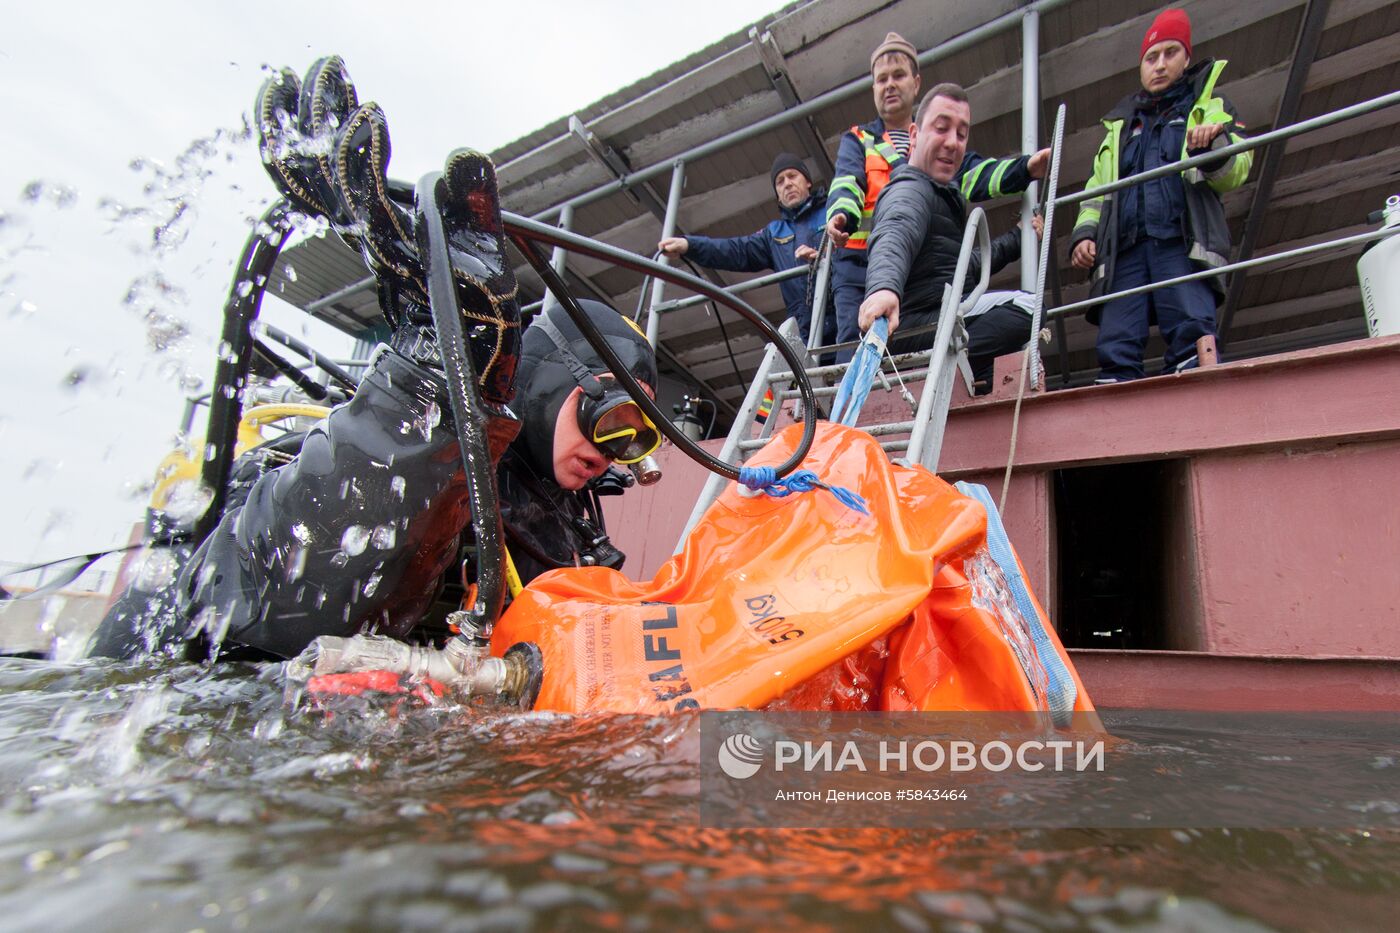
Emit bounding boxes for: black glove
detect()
[253,56,521,406]
[254,57,357,227]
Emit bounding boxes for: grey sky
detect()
[0,1,786,564]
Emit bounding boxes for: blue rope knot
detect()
[737,466,869,516]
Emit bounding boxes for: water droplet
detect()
[412,402,441,442]
[235,280,253,298]
[285,265,298,283]
[371,524,396,550]
[362,573,382,597]
[284,544,307,583]
[61,364,98,391]
[289,522,312,545]
[390,476,406,501]
[340,524,369,557]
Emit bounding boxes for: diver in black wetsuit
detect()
[86,56,659,663]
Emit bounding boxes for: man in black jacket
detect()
[858,83,1037,389]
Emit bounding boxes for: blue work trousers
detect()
[831,253,867,363]
[1097,236,1217,381]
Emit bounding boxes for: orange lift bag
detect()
[490,422,1093,717]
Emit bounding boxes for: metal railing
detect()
[523,0,1076,224]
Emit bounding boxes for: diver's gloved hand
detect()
[334,120,522,405]
[328,100,430,324]
[423,148,523,406]
[256,55,521,405]
[254,56,360,227]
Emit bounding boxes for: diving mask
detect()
[534,309,661,465]
[578,389,662,464]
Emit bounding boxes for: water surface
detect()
[0,658,1394,931]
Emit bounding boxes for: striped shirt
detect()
[886,129,911,158]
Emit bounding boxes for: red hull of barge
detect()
[605,335,1400,711]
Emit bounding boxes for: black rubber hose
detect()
[252,339,330,401]
[385,182,818,479]
[503,212,817,482]
[413,172,506,641]
[255,321,359,393]
[195,201,293,542]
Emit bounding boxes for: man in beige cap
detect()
[823,31,1049,360]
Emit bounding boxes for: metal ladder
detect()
[675,207,996,551]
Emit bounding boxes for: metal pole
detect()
[1048,226,1400,320]
[1055,89,1400,207]
[653,264,808,314]
[304,275,375,314]
[1020,8,1040,293]
[645,160,686,347]
[540,203,574,316]
[1029,105,1066,388]
[806,243,834,352]
[530,0,1079,222]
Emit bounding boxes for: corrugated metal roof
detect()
[275,0,1400,415]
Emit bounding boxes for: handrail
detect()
[651,264,808,314]
[1048,226,1400,320]
[529,0,1077,222]
[1054,89,1400,209]
[1041,88,1400,336]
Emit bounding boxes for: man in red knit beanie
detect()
[1069,8,1252,382]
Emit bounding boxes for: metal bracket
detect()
[748,28,835,178]
[568,115,672,222]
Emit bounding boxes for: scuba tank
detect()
[1359,195,1400,338]
[673,396,706,443]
